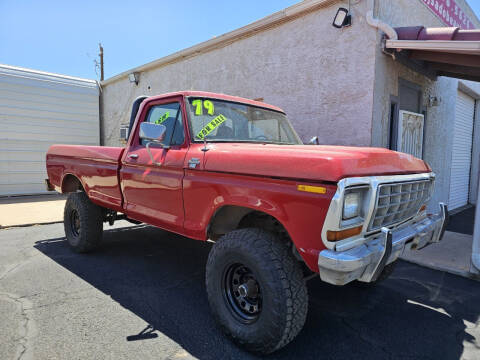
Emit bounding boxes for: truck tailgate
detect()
[46,145,124,211]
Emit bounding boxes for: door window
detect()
[142,102,185,146]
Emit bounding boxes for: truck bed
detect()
[46,145,125,211]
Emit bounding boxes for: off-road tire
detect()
[64,192,103,253]
[206,228,308,354]
[355,262,396,288]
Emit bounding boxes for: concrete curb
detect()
[0,221,63,230]
[401,257,480,281]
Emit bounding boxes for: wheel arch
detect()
[207,204,317,273]
[207,205,253,239]
[61,173,85,193]
[207,205,293,245]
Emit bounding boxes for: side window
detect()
[142,102,185,146]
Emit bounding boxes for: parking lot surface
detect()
[1,221,479,360]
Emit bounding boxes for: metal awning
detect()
[384,27,480,82]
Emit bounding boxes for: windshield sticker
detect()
[155,111,170,124]
[192,100,202,115]
[204,100,214,115]
[192,99,214,116]
[196,114,226,140]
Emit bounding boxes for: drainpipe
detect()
[366,11,398,40]
[472,172,480,272]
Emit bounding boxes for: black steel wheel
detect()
[223,263,262,323]
[64,192,103,253]
[70,209,81,237]
[206,228,308,354]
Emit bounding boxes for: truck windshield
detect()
[187,98,302,145]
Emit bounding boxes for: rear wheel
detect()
[206,228,308,354]
[64,192,103,253]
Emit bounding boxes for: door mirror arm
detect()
[139,122,168,166]
[145,141,167,166]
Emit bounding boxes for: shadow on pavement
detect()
[446,206,475,235]
[34,225,480,360]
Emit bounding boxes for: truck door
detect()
[120,96,187,234]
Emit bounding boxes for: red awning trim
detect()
[383,26,480,82]
[395,26,480,41]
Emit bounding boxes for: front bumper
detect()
[317,203,448,285]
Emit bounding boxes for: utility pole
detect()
[99,43,104,81]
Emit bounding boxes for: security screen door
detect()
[397,110,424,159]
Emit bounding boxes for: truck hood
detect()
[203,143,430,182]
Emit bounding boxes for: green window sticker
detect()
[203,100,214,115]
[191,99,215,116]
[155,111,170,124]
[192,100,203,115]
[196,114,226,140]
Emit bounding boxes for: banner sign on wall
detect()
[422,0,475,29]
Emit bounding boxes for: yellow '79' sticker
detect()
[192,99,214,115]
[196,114,226,140]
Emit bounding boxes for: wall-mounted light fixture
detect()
[128,72,139,85]
[332,7,351,28]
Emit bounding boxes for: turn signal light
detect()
[327,226,363,242]
[297,184,327,194]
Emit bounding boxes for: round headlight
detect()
[343,191,361,220]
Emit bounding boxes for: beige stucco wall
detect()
[371,0,480,209]
[102,0,480,210]
[101,0,378,147]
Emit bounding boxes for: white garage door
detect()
[0,65,99,196]
[449,90,475,210]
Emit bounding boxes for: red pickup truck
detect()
[46,91,448,354]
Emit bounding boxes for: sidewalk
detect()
[401,231,478,280]
[0,194,66,228]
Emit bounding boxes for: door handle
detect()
[128,154,139,159]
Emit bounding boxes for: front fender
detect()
[183,169,336,271]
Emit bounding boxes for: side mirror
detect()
[139,122,166,143]
[308,136,319,145]
[139,122,167,166]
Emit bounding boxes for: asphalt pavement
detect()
[1,221,479,360]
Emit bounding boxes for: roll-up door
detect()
[448,90,475,210]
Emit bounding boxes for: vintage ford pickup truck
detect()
[46,91,448,354]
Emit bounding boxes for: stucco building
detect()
[100,0,480,213]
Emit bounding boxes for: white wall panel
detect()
[0,65,99,196]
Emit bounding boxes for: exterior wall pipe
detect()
[472,169,480,272]
[366,10,398,40]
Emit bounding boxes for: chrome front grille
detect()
[368,179,434,231]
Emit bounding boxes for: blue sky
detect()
[0,0,478,80]
[0,0,297,79]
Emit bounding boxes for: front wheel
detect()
[205,228,308,354]
[64,192,103,253]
